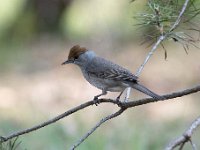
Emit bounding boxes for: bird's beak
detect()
[61,59,74,65]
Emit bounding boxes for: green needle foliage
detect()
[134,0,200,53]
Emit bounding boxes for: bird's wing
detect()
[86,57,138,83]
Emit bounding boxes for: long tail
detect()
[131,83,163,100]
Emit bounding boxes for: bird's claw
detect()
[93,96,100,106]
[124,97,129,103]
[116,97,121,105]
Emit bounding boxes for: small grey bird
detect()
[62,45,163,104]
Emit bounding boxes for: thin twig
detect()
[165,116,200,150]
[190,139,197,150]
[135,35,165,76]
[169,0,190,32]
[125,34,166,101]
[1,84,200,143]
[125,0,191,100]
[70,108,125,150]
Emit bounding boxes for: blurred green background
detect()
[0,0,200,149]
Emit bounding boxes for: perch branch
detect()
[0,100,97,142]
[70,84,200,149]
[1,84,199,146]
[165,116,200,150]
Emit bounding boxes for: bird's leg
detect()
[93,90,107,106]
[116,90,125,103]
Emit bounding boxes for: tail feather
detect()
[131,83,163,99]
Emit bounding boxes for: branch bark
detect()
[165,116,200,150]
[0,101,95,142]
[1,84,200,145]
[70,108,125,150]
[169,0,190,32]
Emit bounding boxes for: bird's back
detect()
[85,56,138,83]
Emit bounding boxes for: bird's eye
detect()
[74,56,79,60]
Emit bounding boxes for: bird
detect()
[62,45,163,105]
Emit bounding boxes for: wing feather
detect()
[86,57,138,83]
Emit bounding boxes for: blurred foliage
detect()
[0,0,143,43]
[0,0,200,44]
[61,0,134,40]
[0,138,22,150]
[0,0,72,43]
[0,0,25,37]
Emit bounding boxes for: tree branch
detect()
[70,108,125,150]
[125,0,191,100]
[123,84,200,108]
[165,116,200,150]
[1,84,200,144]
[0,100,96,142]
[169,0,190,32]
[71,84,200,149]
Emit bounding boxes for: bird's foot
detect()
[116,96,121,105]
[124,97,129,103]
[93,96,100,106]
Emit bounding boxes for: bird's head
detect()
[62,45,95,66]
